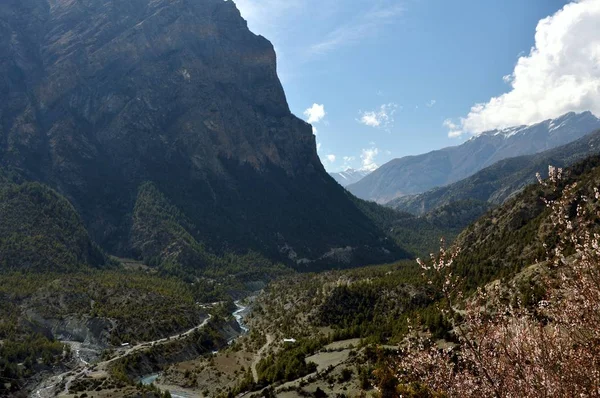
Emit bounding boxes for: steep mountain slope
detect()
[451,155,600,289]
[348,112,600,202]
[329,168,371,187]
[0,171,107,272]
[0,0,404,269]
[389,128,600,215]
[351,197,487,257]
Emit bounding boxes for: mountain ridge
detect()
[0,171,108,272]
[0,0,405,270]
[389,127,600,216]
[329,168,372,187]
[347,111,600,203]
[450,154,600,289]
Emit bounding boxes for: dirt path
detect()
[31,315,212,398]
[102,315,212,367]
[251,334,274,383]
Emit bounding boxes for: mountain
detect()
[389,128,600,215]
[451,155,600,289]
[0,170,107,272]
[329,168,371,187]
[387,130,600,214]
[347,112,600,203]
[0,0,405,270]
[352,197,487,257]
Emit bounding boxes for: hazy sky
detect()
[232,0,600,172]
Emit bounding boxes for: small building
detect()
[283,338,297,344]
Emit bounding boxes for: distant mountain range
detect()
[388,127,600,215]
[347,112,600,203]
[329,168,372,187]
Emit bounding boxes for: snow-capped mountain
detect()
[329,168,373,187]
[348,111,600,203]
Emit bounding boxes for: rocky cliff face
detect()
[0,0,401,267]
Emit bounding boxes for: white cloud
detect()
[449,0,600,136]
[304,103,326,124]
[360,113,382,128]
[341,156,356,169]
[443,119,463,138]
[317,142,322,152]
[326,154,336,163]
[360,147,379,171]
[358,103,398,129]
[308,3,404,56]
[426,99,436,108]
[312,126,318,135]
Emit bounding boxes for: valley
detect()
[30,295,247,398]
[1,0,600,397]
[11,258,426,398]
[98,260,428,398]
[5,150,597,398]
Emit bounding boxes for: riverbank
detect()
[136,299,253,397]
[232,300,250,334]
[30,313,223,398]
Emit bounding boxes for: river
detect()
[139,300,251,395]
[31,302,245,398]
[232,300,250,333]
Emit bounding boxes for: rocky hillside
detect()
[450,155,600,289]
[348,112,600,202]
[390,128,600,215]
[0,170,107,272]
[0,0,403,269]
[351,197,482,257]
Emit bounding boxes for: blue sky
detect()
[232,0,600,172]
